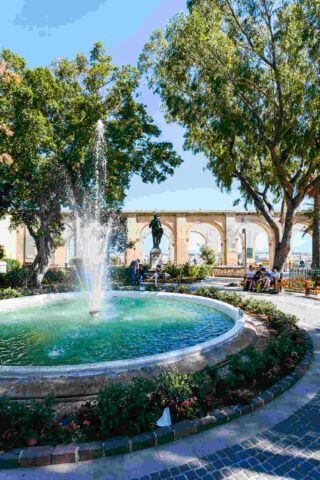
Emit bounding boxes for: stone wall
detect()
[213,266,245,277]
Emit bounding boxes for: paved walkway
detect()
[1,287,319,480]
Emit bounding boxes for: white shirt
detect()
[270,271,280,279]
[246,269,256,278]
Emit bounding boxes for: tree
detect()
[140,0,320,271]
[312,189,320,268]
[0,44,182,286]
[304,187,320,268]
[199,245,217,265]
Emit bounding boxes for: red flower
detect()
[70,422,77,429]
[27,438,37,447]
[83,420,90,426]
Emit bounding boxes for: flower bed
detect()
[0,288,309,464]
[282,276,306,292]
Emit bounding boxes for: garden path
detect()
[0,285,319,480]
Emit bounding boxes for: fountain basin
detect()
[0,292,246,400]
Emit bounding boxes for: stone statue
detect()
[149,214,163,249]
[149,214,164,269]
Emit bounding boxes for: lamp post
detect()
[242,228,247,273]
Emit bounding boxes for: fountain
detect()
[0,120,247,399]
[74,120,113,316]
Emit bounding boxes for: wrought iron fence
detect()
[287,268,320,290]
[289,268,320,281]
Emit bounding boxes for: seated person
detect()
[259,266,280,291]
[251,266,263,291]
[243,265,256,291]
[269,267,280,288]
[128,259,140,285]
[136,264,148,284]
[152,265,164,286]
[256,268,270,292]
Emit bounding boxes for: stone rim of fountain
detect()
[0,291,246,379]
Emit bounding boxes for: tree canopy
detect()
[0,43,182,285]
[140,0,320,269]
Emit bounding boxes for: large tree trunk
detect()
[272,206,295,272]
[312,192,320,269]
[24,233,53,287]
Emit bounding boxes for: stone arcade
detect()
[0,210,311,268]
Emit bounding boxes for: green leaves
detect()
[1,43,181,283]
[140,0,320,268]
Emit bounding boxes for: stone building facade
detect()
[0,210,311,268]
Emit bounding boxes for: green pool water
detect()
[0,296,234,366]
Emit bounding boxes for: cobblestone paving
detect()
[131,288,320,480]
[132,392,320,480]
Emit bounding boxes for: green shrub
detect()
[0,245,5,260]
[0,267,27,288]
[175,285,192,294]
[165,285,175,292]
[4,258,22,272]
[95,377,158,436]
[109,266,129,283]
[0,287,23,299]
[198,264,210,278]
[163,264,181,278]
[0,394,56,450]
[145,284,161,291]
[199,246,217,265]
[181,263,199,279]
[43,268,77,285]
[164,264,209,281]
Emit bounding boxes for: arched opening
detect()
[290,223,312,267]
[139,224,174,265]
[255,231,269,265]
[188,223,222,265]
[237,223,270,267]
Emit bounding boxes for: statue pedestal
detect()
[150,248,163,270]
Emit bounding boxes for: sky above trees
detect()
[0,0,312,252]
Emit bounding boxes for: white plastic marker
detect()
[156,407,172,427]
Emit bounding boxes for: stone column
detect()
[74,216,81,258]
[175,216,189,265]
[225,217,238,266]
[125,216,138,265]
[16,225,25,264]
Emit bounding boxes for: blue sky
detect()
[0,0,312,252]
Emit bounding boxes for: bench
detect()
[305,275,320,296]
[275,272,284,292]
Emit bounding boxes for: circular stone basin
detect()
[0,292,245,378]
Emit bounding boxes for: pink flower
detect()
[181,400,189,407]
[70,422,77,429]
[83,420,90,426]
[27,438,37,447]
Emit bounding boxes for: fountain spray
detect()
[76,120,113,316]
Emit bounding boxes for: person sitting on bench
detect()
[243,265,256,291]
[251,265,263,291]
[152,265,164,286]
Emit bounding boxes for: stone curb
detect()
[0,332,313,469]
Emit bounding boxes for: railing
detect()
[285,268,320,292]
